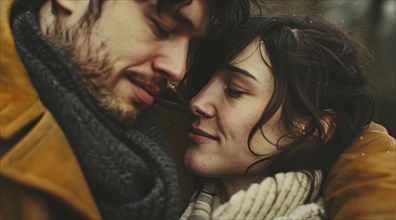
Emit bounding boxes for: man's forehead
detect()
[159,0,211,38]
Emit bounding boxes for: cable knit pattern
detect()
[11,8,179,220]
[181,171,324,220]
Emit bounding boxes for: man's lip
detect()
[126,78,157,106]
[130,83,154,106]
[127,77,161,97]
[189,127,219,140]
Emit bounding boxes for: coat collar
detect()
[0,110,102,220]
[0,1,101,217]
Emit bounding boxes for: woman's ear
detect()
[53,0,79,14]
[320,109,336,142]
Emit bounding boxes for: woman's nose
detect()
[189,93,215,119]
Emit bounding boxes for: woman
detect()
[180,14,375,219]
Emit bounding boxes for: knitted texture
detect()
[180,171,325,220]
[11,8,180,220]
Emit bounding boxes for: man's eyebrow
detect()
[172,12,194,30]
[152,3,194,29]
[223,65,258,81]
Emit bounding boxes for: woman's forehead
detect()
[230,37,271,69]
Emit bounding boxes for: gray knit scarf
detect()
[11,8,180,220]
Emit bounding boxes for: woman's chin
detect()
[184,155,214,178]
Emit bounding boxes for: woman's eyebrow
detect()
[223,64,258,81]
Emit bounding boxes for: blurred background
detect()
[262,0,395,137]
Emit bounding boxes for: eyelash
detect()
[152,20,171,39]
[225,84,246,98]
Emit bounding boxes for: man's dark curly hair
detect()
[10,0,255,34]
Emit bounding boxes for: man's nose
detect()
[153,38,189,82]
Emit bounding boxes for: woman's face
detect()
[185,38,284,179]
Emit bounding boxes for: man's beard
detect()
[42,14,148,127]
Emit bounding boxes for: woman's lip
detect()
[188,127,219,142]
[188,131,213,142]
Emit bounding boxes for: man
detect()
[0,0,251,219]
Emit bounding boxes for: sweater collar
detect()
[181,170,323,220]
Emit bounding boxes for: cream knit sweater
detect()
[180,171,324,220]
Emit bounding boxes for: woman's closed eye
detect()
[225,83,249,98]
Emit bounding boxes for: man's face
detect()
[42,0,210,126]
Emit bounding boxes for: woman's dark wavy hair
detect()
[187,14,375,187]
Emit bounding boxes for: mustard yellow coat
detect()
[0,1,100,219]
[1,0,395,219]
